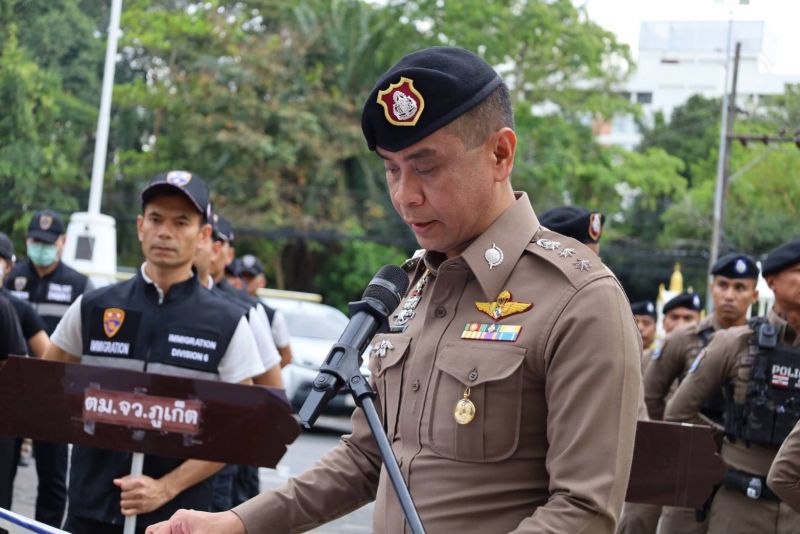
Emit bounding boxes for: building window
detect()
[637,92,653,104]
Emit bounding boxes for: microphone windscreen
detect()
[363,265,410,311]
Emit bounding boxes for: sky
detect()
[583,0,800,74]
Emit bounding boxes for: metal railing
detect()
[0,508,68,534]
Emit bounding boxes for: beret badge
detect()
[376,77,425,127]
[588,212,603,241]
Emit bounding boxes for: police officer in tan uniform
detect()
[646,254,759,534]
[147,46,642,534]
[631,300,658,373]
[768,419,800,513]
[664,239,800,534]
[662,291,703,334]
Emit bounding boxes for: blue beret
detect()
[710,253,759,279]
[362,47,502,152]
[763,239,800,276]
[539,206,605,244]
[631,300,657,319]
[663,292,703,314]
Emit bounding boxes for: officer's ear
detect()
[198,222,213,242]
[488,127,516,184]
[136,214,144,243]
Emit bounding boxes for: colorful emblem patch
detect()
[475,290,532,322]
[166,170,192,187]
[14,277,26,291]
[103,308,126,339]
[588,212,603,241]
[39,214,53,231]
[376,77,425,127]
[461,323,521,342]
[688,349,706,373]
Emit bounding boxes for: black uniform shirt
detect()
[1,287,46,340]
[5,259,90,335]
[0,292,26,358]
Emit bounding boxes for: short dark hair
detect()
[141,190,207,225]
[445,83,514,149]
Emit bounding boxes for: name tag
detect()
[162,330,221,371]
[89,339,131,356]
[47,283,73,303]
[10,290,29,301]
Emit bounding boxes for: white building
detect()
[597,20,800,149]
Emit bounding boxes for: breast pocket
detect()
[366,333,411,439]
[426,341,526,462]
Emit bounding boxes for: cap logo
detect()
[647,302,654,314]
[166,170,192,188]
[103,307,125,338]
[588,213,602,241]
[735,259,747,274]
[14,277,26,291]
[39,214,53,231]
[693,294,701,308]
[376,77,425,127]
[242,255,255,268]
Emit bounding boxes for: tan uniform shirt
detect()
[644,316,718,420]
[234,193,642,533]
[768,419,800,512]
[664,309,800,477]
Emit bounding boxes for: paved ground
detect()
[11,416,373,532]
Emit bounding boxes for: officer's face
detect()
[378,125,517,258]
[137,195,209,270]
[710,275,758,323]
[662,307,701,334]
[634,314,656,347]
[767,263,800,313]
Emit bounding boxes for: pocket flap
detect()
[366,333,412,377]
[436,341,526,387]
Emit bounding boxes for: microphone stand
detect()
[299,299,426,534]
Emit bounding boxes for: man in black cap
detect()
[644,253,759,534]
[539,205,605,254]
[3,211,91,528]
[631,300,658,371]
[664,241,800,533]
[662,291,703,335]
[44,170,266,533]
[149,46,641,534]
[238,253,293,368]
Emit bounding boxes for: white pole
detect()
[708,16,734,311]
[88,0,123,215]
[123,452,145,534]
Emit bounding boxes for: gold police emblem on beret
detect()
[376,77,425,127]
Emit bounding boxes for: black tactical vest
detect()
[70,271,247,526]
[724,318,800,447]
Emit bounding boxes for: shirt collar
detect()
[423,192,539,301]
[139,263,198,305]
[768,308,800,347]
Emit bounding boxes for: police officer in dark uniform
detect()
[3,211,90,528]
[44,171,266,533]
[665,240,800,533]
[539,205,605,254]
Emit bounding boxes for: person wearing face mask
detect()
[3,211,91,529]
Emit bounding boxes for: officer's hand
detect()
[145,510,246,534]
[114,474,174,516]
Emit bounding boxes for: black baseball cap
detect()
[225,256,243,277]
[239,254,264,277]
[539,206,605,244]
[141,170,212,221]
[27,210,65,244]
[763,239,800,276]
[212,214,235,243]
[0,232,14,262]
[631,300,657,320]
[362,47,502,152]
[711,253,759,279]
[663,292,703,314]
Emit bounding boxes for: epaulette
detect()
[524,228,607,287]
[401,249,426,273]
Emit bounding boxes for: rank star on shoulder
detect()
[574,259,592,271]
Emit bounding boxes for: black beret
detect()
[710,253,759,279]
[663,292,703,314]
[361,47,502,152]
[763,239,800,276]
[28,209,65,243]
[539,206,605,244]
[631,300,657,319]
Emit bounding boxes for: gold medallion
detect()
[454,387,476,425]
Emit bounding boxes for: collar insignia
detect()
[475,290,532,322]
[14,277,27,291]
[376,77,425,127]
[103,307,126,338]
[484,243,504,269]
[461,322,521,342]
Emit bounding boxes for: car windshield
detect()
[276,305,349,340]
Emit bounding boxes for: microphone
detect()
[299,265,410,427]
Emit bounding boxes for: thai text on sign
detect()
[82,388,203,434]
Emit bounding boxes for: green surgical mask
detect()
[27,242,58,267]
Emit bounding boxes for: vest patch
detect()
[47,283,73,303]
[89,339,131,355]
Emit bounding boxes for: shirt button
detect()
[434,306,447,318]
[468,369,479,381]
[411,380,420,392]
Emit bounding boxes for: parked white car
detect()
[260,293,370,414]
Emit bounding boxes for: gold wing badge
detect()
[475,290,532,321]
